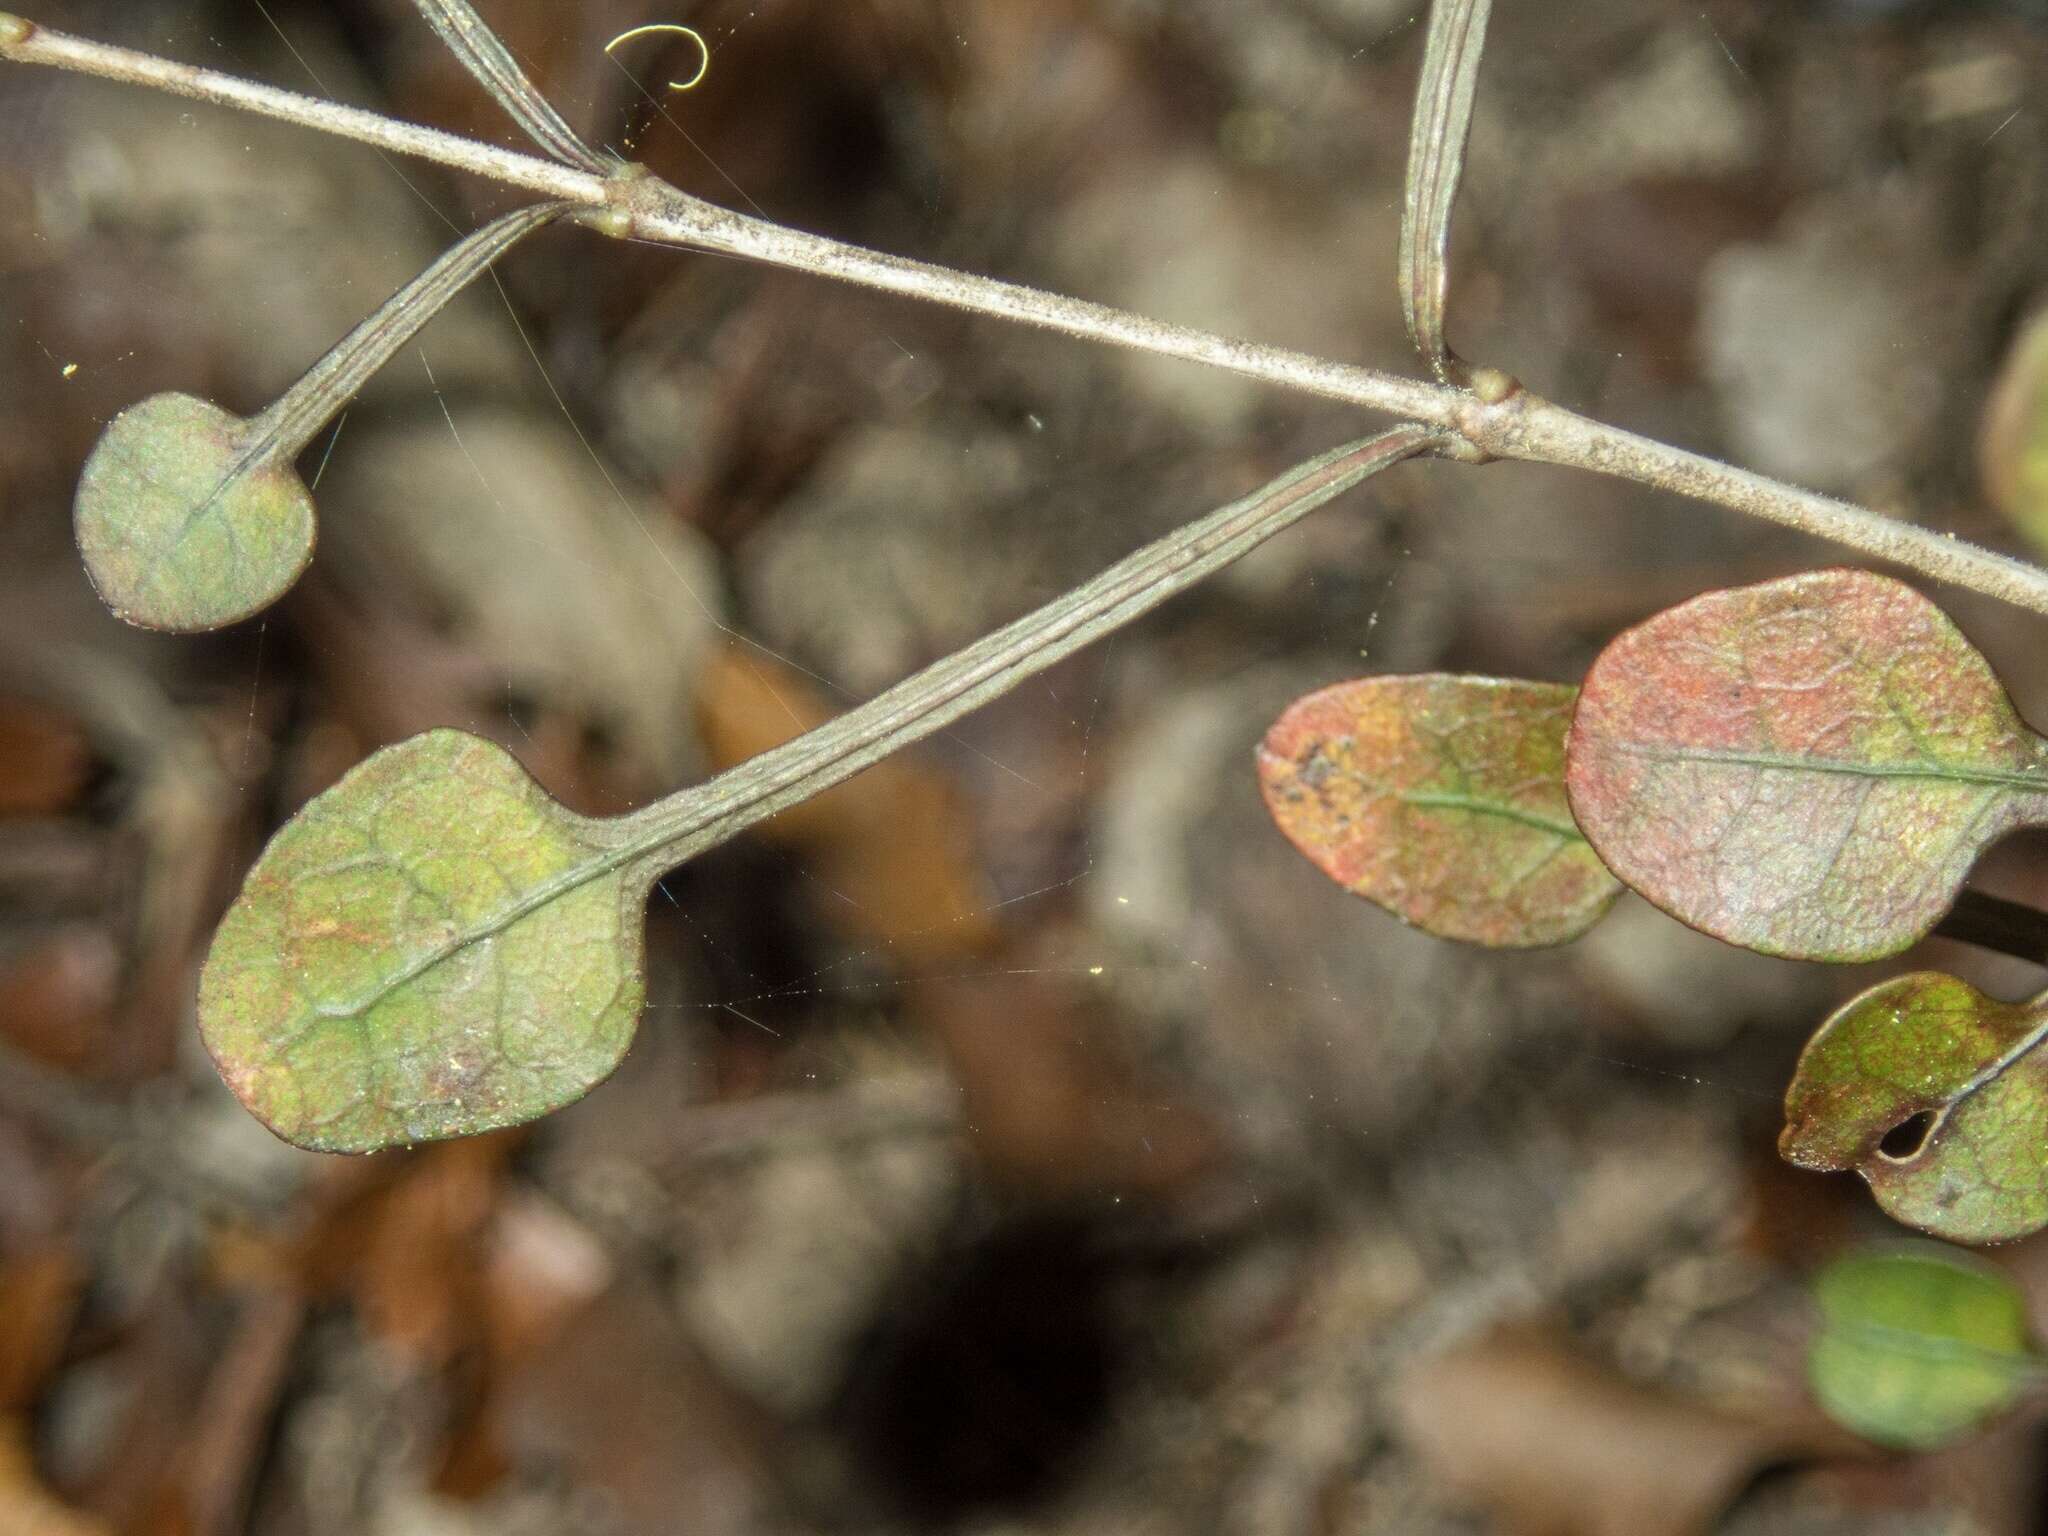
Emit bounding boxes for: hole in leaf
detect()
[1878,1110,1938,1161]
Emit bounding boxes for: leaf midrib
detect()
[312,820,667,1021]
[1612,741,2048,796]
[1397,789,1582,841]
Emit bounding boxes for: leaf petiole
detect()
[410,0,611,174]
[200,427,1441,1150]
[616,427,1445,869]
[74,202,570,631]
[1400,0,1492,383]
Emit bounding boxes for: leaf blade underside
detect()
[1784,972,2048,1244]
[1257,674,1621,947]
[198,730,652,1152]
[1565,568,2048,962]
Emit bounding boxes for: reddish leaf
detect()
[1257,675,1621,947]
[1784,973,2048,1244]
[1566,569,2048,962]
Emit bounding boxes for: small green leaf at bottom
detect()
[75,393,315,632]
[1783,972,2048,1244]
[199,730,652,1152]
[1809,1246,2038,1450]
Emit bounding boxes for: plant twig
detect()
[256,200,572,454]
[1935,891,2048,969]
[409,0,611,174]
[0,15,601,201]
[617,427,1445,861]
[8,15,2048,620]
[1400,0,1492,383]
[1477,390,2048,618]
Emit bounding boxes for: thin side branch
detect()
[1936,891,2048,969]
[258,200,572,454]
[620,428,1447,858]
[1400,0,1493,383]
[410,0,611,174]
[10,14,2048,621]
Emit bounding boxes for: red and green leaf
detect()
[1784,973,2048,1244]
[1257,675,1621,947]
[1566,568,2048,962]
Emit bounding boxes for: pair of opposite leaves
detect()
[1257,567,2048,1246]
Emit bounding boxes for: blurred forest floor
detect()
[7,0,2048,1532]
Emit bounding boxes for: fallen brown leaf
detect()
[0,699,92,819]
[1396,1322,1850,1536]
[0,929,119,1076]
[298,1136,515,1371]
[0,1247,82,1412]
[495,1282,782,1536]
[0,1419,108,1536]
[918,965,1215,1201]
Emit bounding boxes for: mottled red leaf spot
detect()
[1566,569,2048,962]
[1257,674,1621,948]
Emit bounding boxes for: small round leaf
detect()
[1784,972,2048,1244]
[75,393,314,632]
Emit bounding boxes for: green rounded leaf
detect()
[1566,568,2048,962]
[1257,675,1621,947]
[75,393,314,633]
[1809,1246,2036,1448]
[1784,972,2048,1244]
[192,429,1437,1154]
[199,730,653,1152]
[73,208,567,634]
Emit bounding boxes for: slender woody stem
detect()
[0,16,601,201]
[1470,391,2048,617]
[254,201,571,457]
[8,14,2048,618]
[409,0,611,174]
[1936,891,2048,969]
[613,427,1445,863]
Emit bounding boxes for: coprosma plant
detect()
[11,0,2048,1246]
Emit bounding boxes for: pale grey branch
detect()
[9,13,2048,621]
